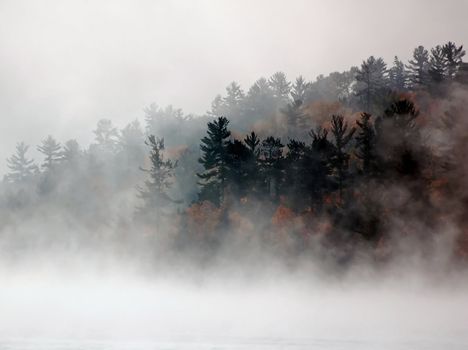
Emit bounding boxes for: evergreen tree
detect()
[197,116,231,206]
[329,115,356,200]
[281,99,306,137]
[93,119,119,153]
[354,56,388,113]
[37,135,62,170]
[225,139,251,197]
[305,127,334,210]
[388,56,407,91]
[429,45,447,84]
[290,76,310,103]
[5,142,37,183]
[138,135,177,220]
[243,132,261,195]
[442,41,465,79]
[407,46,430,88]
[355,113,377,175]
[259,136,284,200]
[269,72,291,104]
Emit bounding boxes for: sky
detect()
[0,0,467,174]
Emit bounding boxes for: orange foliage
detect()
[186,201,222,237]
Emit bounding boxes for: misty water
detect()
[1,258,468,350]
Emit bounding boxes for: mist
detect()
[1,1,468,349]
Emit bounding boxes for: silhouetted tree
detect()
[429,45,447,84]
[329,115,355,200]
[442,41,465,79]
[388,56,407,91]
[407,46,430,88]
[259,136,284,200]
[355,113,377,176]
[354,56,388,112]
[197,116,231,206]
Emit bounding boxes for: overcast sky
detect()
[0,0,467,173]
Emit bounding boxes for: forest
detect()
[2,41,468,268]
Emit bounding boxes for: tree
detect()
[329,115,356,200]
[93,119,118,153]
[388,56,407,91]
[197,116,231,206]
[37,135,62,170]
[290,76,310,103]
[225,139,251,197]
[281,99,306,137]
[243,132,261,194]
[375,99,421,178]
[442,41,465,79]
[259,136,284,200]
[5,142,37,183]
[429,45,447,84]
[306,127,334,209]
[269,72,291,104]
[407,46,430,88]
[354,56,388,113]
[62,139,81,163]
[138,135,177,220]
[355,113,377,175]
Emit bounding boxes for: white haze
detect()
[1,259,468,349]
[0,0,468,172]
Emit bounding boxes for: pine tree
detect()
[354,56,388,113]
[197,116,231,206]
[290,76,310,103]
[243,132,261,195]
[6,142,37,183]
[355,113,377,175]
[37,135,62,170]
[442,41,465,79]
[281,99,306,137]
[429,45,447,84]
[305,127,333,210]
[388,56,407,91]
[269,72,291,104]
[93,119,118,153]
[329,115,356,200]
[259,136,284,200]
[225,139,251,197]
[407,46,430,88]
[62,139,81,163]
[138,135,177,220]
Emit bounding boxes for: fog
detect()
[2,261,468,349]
[1,1,468,349]
[1,0,468,171]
